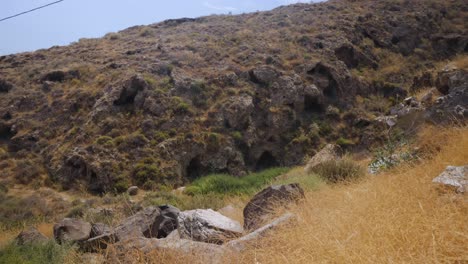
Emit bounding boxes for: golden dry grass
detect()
[236,126,468,263]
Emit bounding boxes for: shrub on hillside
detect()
[312,158,365,183]
[0,241,77,264]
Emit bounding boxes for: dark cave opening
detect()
[255,151,279,171]
[0,123,14,143]
[187,157,203,179]
[304,95,323,112]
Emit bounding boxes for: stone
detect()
[249,66,278,85]
[90,223,112,238]
[178,209,243,244]
[432,166,468,193]
[15,227,49,245]
[217,205,237,219]
[114,206,161,241]
[435,68,467,95]
[54,218,92,244]
[127,186,139,196]
[305,144,342,172]
[375,115,397,127]
[243,184,304,230]
[156,205,180,238]
[226,213,295,252]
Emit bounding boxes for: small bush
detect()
[336,137,354,147]
[95,136,114,147]
[0,241,76,264]
[312,159,365,183]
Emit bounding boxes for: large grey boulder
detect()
[243,184,304,230]
[54,218,92,244]
[178,209,243,244]
[433,166,468,193]
[15,227,49,245]
[305,144,342,173]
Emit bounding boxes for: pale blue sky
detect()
[0,0,315,55]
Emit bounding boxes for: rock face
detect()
[54,218,92,244]
[178,209,243,244]
[432,166,468,193]
[427,69,467,124]
[15,227,49,245]
[305,144,342,173]
[243,184,305,230]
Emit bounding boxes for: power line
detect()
[0,0,65,22]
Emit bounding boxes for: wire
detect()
[0,0,65,22]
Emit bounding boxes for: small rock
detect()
[15,227,49,245]
[127,186,139,196]
[432,166,468,193]
[114,206,161,241]
[54,218,92,244]
[90,223,112,238]
[243,184,304,230]
[178,209,243,244]
[305,144,342,172]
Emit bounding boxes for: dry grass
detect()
[235,126,468,263]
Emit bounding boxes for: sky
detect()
[0,0,316,56]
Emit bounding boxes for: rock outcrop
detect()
[433,166,468,193]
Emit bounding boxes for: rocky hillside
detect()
[0,0,466,194]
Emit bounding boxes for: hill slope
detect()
[0,0,467,193]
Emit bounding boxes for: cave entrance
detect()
[0,123,14,144]
[304,95,323,112]
[187,157,203,180]
[255,151,279,171]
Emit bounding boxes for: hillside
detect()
[0,0,467,193]
[0,0,467,263]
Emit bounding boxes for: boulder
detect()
[305,144,342,172]
[435,68,467,95]
[156,205,180,238]
[432,166,468,193]
[127,186,139,196]
[222,94,254,130]
[226,213,295,252]
[114,206,161,241]
[178,209,243,244]
[249,66,278,85]
[243,184,304,230]
[54,218,92,244]
[15,227,49,245]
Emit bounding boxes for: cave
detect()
[334,45,358,68]
[0,123,14,143]
[304,95,323,112]
[42,71,66,83]
[307,63,339,100]
[255,151,279,171]
[113,76,146,106]
[186,157,203,179]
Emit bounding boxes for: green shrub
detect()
[184,167,289,196]
[312,159,365,183]
[336,137,354,147]
[0,241,76,264]
[153,131,170,143]
[95,136,114,147]
[133,158,167,188]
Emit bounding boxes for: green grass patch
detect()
[184,167,290,196]
[0,241,77,264]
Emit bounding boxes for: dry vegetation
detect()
[235,126,468,263]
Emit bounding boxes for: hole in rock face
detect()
[304,95,323,112]
[114,77,146,106]
[255,151,279,171]
[307,64,338,100]
[334,45,358,68]
[0,124,14,143]
[187,157,203,179]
